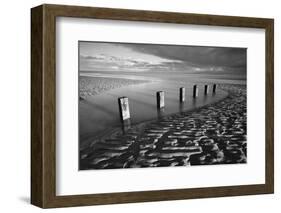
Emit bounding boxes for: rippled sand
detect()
[80,84,246,170]
[79,76,150,99]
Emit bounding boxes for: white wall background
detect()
[0,0,279,212]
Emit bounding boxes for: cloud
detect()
[79,42,246,78]
[119,44,247,69]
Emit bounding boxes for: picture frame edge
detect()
[31,5,44,208]
[31,4,274,208]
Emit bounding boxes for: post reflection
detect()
[121,119,131,134]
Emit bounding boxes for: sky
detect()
[79,41,246,77]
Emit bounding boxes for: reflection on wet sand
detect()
[79,76,228,149]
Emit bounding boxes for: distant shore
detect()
[80,84,247,170]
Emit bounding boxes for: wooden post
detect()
[118,97,130,122]
[204,85,209,95]
[179,87,185,102]
[213,84,217,93]
[156,91,165,109]
[193,85,198,98]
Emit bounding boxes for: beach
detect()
[80,84,247,170]
[79,74,228,148]
[79,76,150,99]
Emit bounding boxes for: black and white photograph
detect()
[79,41,247,170]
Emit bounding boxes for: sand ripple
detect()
[79,76,150,99]
[80,84,247,170]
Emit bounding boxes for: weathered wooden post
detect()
[204,85,209,95]
[156,91,165,109]
[118,97,130,122]
[179,87,185,102]
[193,85,198,98]
[213,84,217,94]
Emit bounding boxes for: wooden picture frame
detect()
[31,4,274,208]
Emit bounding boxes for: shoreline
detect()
[84,92,230,147]
[79,77,229,149]
[80,83,247,170]
[79,86,229,150]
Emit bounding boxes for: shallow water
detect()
[80,85,247,170]
[79,77,228,148]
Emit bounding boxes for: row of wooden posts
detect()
[118,84,217,122]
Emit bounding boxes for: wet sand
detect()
[79,76,150,99]
[79,77,228,148]
[80,84,247,170]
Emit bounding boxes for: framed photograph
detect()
[31,4,274,208]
